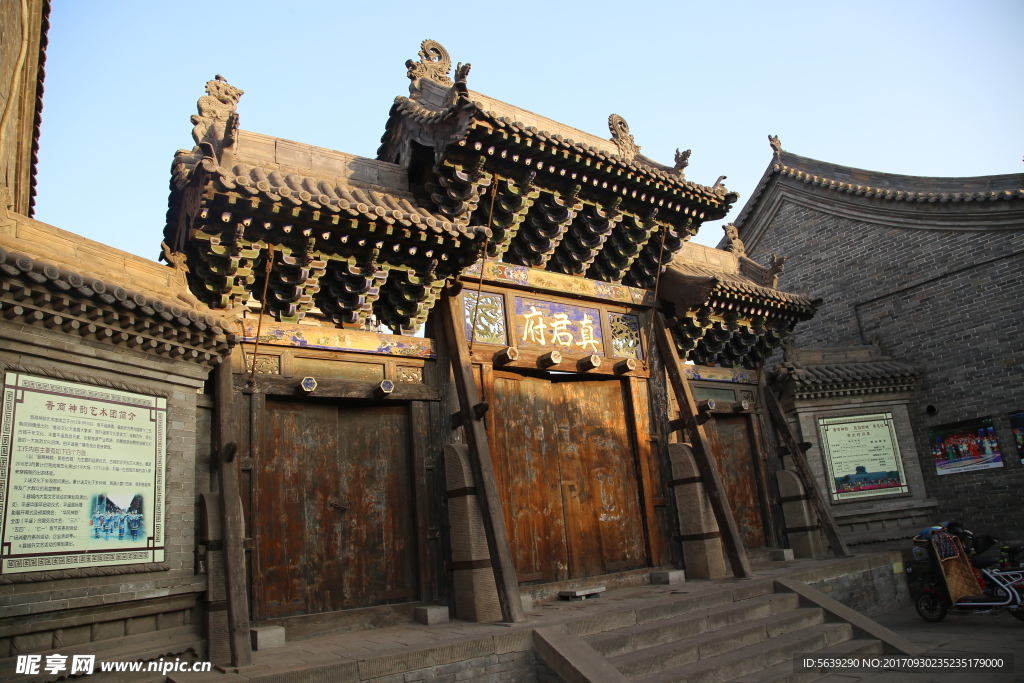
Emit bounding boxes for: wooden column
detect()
[653,313,752,579]
[215,359,253,666]
[762,388,850,557]
[439,289,526,623]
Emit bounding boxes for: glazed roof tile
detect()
[0,245,232,342]
[210,161,473,239]
[667,260,815,310]
[784,360,918,385]
[385,93,732,208]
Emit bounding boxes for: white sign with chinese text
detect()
[0,373,166,573]
[817,413,908,502]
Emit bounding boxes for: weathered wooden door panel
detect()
[707,415,766,548]
[490,372,648,581]
[257,399,417,618]
[257,401,310,616]
[490,373,569,583]
[557,380,646,576]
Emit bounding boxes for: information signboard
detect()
[817,413,908,501]
[0,373,166,574]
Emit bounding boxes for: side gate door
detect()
[252,398,418,619]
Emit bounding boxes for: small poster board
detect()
[927,416,1003,476]
[0,373,166,574]
[817,413,908,501]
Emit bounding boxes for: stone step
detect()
[585,593,799,658]
[609,606,828,679]
[630,580,778,627]
[732,638,884,683]
[631,621,854,683]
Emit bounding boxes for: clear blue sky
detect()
[33,1,1024,262]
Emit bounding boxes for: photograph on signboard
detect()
[1008,411,1024,459]
[0,373,167,574]
[927,416,1003,476]
[816,413,909,501]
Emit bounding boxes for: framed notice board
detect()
[817,413,908,502]
[0,373,166,574]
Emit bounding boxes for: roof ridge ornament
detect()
[608,114,640,160]
[406,39,454,99]
[674,149,691,178]
[442,62,472,107]
[191,75,243,164]
[767,253,788,288]
[768,134,782,158]
[722,223,746,257]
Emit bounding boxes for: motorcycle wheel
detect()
[1010,608,1024,622]
[915,593,948,622]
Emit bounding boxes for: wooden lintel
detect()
[234,374,440,401]
[215,362,253,667]
[653,313,753,579]
[762,389,851,557]
[469,346,649,378]
[439,291,526,623]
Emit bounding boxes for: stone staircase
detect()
[570,579,903,683]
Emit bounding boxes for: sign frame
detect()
[0,373,167,574]
[816,412,909,502]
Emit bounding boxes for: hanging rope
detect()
[642,222,669,363]
[246,244,275,384]
[468,174,499,353]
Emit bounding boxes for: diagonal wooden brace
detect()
[654,313,753,579]
[439,290,525,622]
[763,388,850,557]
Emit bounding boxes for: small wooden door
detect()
[707,415,766,547]
[254,399,418,618]
[489,372,647,582]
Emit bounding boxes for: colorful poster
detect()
[0,374,166,574]
[927,416,1003,476]
[817,413,908,501]
[1010,411,1024,459]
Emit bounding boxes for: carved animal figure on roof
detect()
[191,75,243,160]
[674,148,691,177]
[768,253,788,287]
[442,62,472,107]
[722,223,746,257]
[768,134,782,156]
[608,114,640,159]
[406,39,454,98]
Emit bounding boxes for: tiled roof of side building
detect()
[725,140,1024,248]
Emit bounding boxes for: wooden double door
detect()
[252,399,418,618]
[487,371,649,582]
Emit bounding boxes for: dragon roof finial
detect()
[608,114,640,160]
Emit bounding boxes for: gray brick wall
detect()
[0,322,210,659]
[748,198,1024,540]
